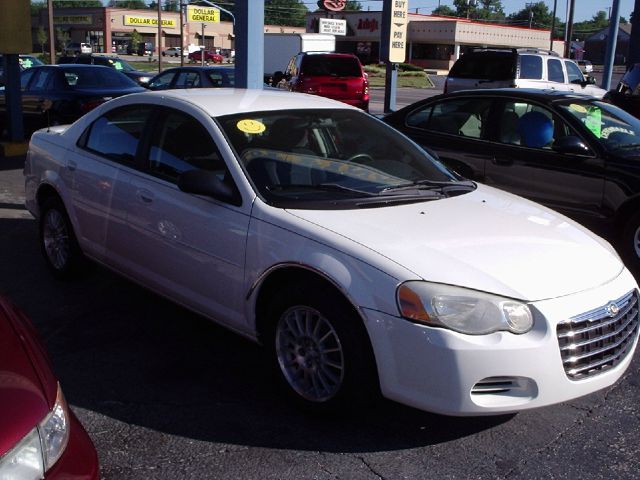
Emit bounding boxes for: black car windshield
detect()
[557,100,640,151]
[301,56,361,77]
[217,109,470,208]
[62,67,138,88]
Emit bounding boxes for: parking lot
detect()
[2,118,640,479]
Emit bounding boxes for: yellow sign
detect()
[123,16,176,29]
[54,15,93,25]
[187,6,220,23]
[237,119,266,134]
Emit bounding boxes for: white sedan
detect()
[24,89,639,416]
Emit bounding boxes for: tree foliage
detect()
[107,0,146,8]
[344,1,362,11]
[451,0,505,21]
[507,1,555,28]
[53,1,102,7]
[432,5,456,17]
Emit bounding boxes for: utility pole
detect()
[525,3,535,28]
[564,0,575,58]
[550,0,558,50]
[48,0,55,64]
[158,0,162,73]
[628,0,640,69]
[180,1,184,66]
[602,0,621,90]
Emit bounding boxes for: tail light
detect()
[363,77,369,101]
[80,98,107,114]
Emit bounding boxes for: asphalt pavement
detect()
[2,128,640,479]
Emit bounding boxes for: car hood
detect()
[0,300,51,456]
[286,185,623,301]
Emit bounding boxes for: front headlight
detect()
[397,281,533,335]
[138,76,151,84]
[0,384,70,479]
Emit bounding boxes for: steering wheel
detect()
[348,153,373,164]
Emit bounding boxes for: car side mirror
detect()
[178,169,241,205]
[552,136,591,156]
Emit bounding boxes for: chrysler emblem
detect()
[606,303,620,317]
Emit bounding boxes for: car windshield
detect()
[108,58,135,72]
[63,67,138,88]
[217,109,472,209]
[557,100,640,151]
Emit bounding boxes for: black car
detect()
[605,63,640,118]
[0,64,145,136]
[384,88,640,267]
[58,54,152,86]
[146,66,234,90]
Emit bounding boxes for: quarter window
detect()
[83,106,152,164]
[519,55,543,80]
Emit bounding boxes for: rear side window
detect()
[448,52,516,80]
[519,55,543,80]
[83,106,153,165]
[547,59,565,83]
[301,56,362,77]
[425,98,492,139]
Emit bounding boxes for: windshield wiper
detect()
[381,179,475,194]
[267,183,376,196]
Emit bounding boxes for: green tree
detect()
[130,29,142,53]
[344,1,362,10]
[452,0,504,21]
[108,0,146,8]
[55,27,70,53]
[31,1,47,15]
[164,1,180,12]
[432,5,457,17]
[53,1,102,7]
[264,0,308,27]
[37,26,48,54]
[507,1,555,28]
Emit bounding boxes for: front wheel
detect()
[265,282,378,412]
[39,197,84,278]
[621,211,640,272]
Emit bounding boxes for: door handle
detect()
[492,156,513,166]
[67,160,77,171]
[137,189,154,203]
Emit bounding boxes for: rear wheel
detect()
[265,281,378,412]
[39,197,84,278]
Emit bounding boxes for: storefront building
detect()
[307,11,564,70]
[33,7,304,56]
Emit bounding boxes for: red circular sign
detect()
[320,0,346,12]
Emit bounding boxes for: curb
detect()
[0,142,28,158]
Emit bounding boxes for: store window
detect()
[412,44,454,61]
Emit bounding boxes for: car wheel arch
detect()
[252,265,368,345]
[36,183,63,214]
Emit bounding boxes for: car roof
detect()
[436,88,595,101]
[121,88,357,117]
[159,66,233,72]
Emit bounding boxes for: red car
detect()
[188,50,223,64]
[0,294,99,479]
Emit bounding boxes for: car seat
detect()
[518,111,553,148]
[499,111,521,145]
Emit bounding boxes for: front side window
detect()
[217,109,469,209]
[174,72,200,88]
[31,70,53,91]
[519,55,543,80]
[547,58,565,83]
[148,111,226,183]
[83,106,153,164]
[558,100,640,151]
[564,61,584,83]
[425,98,492,139]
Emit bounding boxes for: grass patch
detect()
[364,65,433,88]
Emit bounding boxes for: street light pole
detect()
[48,0,55,64]
[158,0,162,73]
[180,1,184,66]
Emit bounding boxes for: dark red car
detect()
[188,50,224,64]
[0,294,99,479]
[278,52,369,111]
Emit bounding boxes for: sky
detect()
[355,1,635,22]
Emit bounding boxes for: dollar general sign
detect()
[187,6,220,23]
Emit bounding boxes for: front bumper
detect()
[363,268,639,416]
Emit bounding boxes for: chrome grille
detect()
[557,290,639,380]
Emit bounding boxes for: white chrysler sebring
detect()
[24,89,639,416]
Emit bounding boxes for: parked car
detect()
[445,48,606,98]
[23,89,639,416]
[277,52,369,111]
[188,50,224,64]
[58,54,152,86]
[64,42,92,55]
[147,66,234,90]
[162,47,185,57]
[0,54,44,86]
[0,293,99,478]
[384,88,640,266]
[577,59,594,74]
[0,65,146,136]
[605,63,640,118]
[127,42,153,56]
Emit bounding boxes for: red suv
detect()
[188,50,223,64]
[279,52,369,111]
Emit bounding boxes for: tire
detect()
[39,197,84,279]
[621,211,640,271]
[265,281,379,412]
